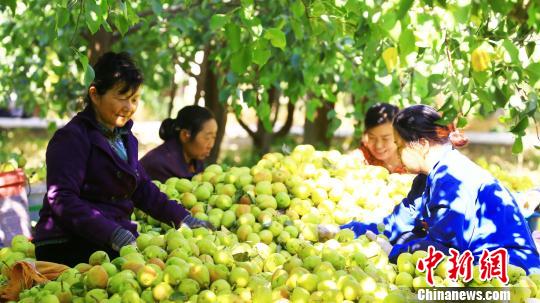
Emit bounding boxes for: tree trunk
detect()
[168,53,179,117]
[253,128,273,156]
[204,61,227,164]
[304,101,333,148]
[87,28,114,64]
[236,87,295,156]
[194,44,210,105]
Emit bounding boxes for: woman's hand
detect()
[365,230,393,255]
[182,215,216,230]
[110,228,137,251]
[318,224,340,241]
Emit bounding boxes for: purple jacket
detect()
[34,106,190,247]
[139,139,204,183]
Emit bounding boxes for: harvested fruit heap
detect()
[1,145,539,302]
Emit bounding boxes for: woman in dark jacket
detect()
[33,52,214,267]
[140,106,217,182]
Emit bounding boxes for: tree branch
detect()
[269,86,280,126]
[275,101,295,138]
[236,115,256,138]
[168,52,179,117]
[70,1,84,46]
[111,4,191,42]
[194,44,211,104]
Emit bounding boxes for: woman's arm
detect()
[45,128,123,245]
[131,163,190,228]
[388,170,470,261]
[341,174,427,242]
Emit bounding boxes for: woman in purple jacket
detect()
[33,52,214,267]
[140,105,217,182]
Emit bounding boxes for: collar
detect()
[163,138,199,168]
[78,105,133,138]
[96,121,130,139]
[426,144,455,185]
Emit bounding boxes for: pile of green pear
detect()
[2,145,538,302]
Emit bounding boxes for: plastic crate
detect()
[28,182,46,223]
[0,169,31,245]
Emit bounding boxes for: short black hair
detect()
[85,52,143,104]
[159,105,215,141]
[365,103,399,131]
[393,104,450,144]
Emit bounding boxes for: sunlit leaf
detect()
[512,136,523,154]
[264,28,286,50]
[210,14,229,31]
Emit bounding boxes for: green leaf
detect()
[502,39,520,65]
[345,0,363,14]
[79,54,94,86]
[84,65,95,87]
[125,2,139,25]
[98,0,108,20]
[169,292,187,301]
[327,110,342,137]
[102,20,112,32]
[257,101,272,131]
[494,87,508,107]
[452,4,471,24]
[512,136,523,154]
[399,28,416,57]
[436,108,457,125]
[5,0,16,13]
[489,0,514,15]
[241,0,254,7]
[252,41,271,66]
[526,42,536,58]
[231,47,251,74]
[477,90,494,113]
[264,28,286,50]
[70,282,85,296]
[84,0,102,34]
[290,19,304,40]
[526,62,540,85]
[472,71,489,86]
[306,98,322,121]
[380,11,397,31]
[526,93,538,114]
[291,0,305,18]
[79,55,89,71]
[414,72,428,97]
[150,0,163,16]
[225,24,241,52]
[511,117,529,134]
[55,7,70,30]
[396,0,414,20]
[59,0,69,8]
[210,14,229,31]
[233,252,249,262]
[112,14,129,36]
[457,116,468,128]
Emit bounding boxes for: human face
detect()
[364,123,398,162]
[90,83,141,130]
[394,131,429,174]
[182,119,218,161]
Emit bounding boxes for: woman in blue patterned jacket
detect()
[342,104,540,273]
